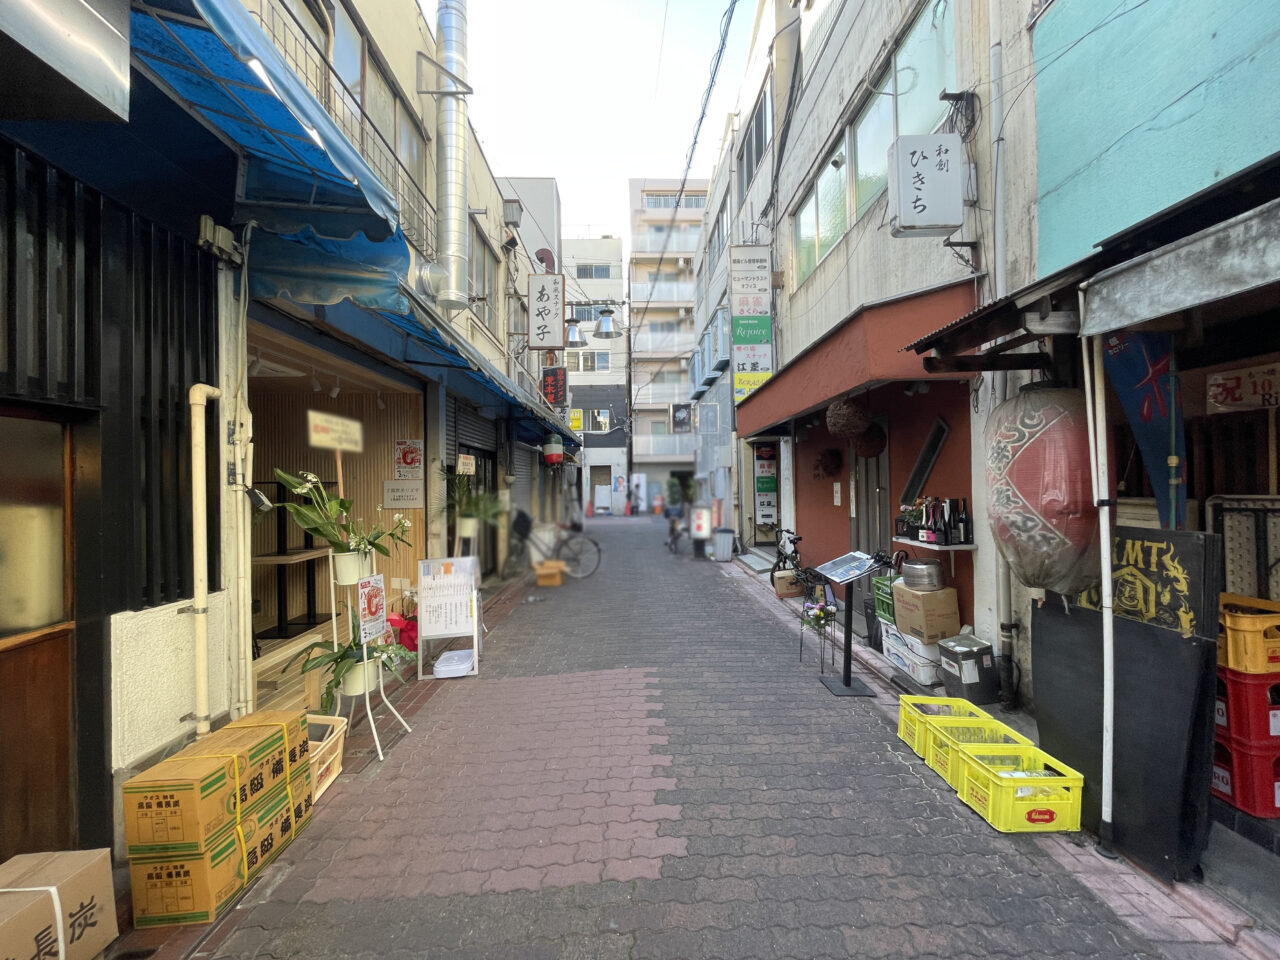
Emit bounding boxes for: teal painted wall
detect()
[1035,0,1280,275]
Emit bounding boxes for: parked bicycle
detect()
[770,528,827,605]
[503,509,602,579]
[664,503,689,554]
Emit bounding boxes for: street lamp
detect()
[592,306,634,515]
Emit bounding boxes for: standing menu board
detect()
[418,556,481,640]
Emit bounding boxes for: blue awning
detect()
[248,225,411,313]
[318,298,579,449]
[131,1,397,229]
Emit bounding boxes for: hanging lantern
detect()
[985,385,1099,596]
[543,433,564,466]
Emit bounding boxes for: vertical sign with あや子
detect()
[528,274,565,349]
[729,245,773,403]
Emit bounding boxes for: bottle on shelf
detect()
[956,497,971,545]
[937,499,952,546]
[918,497,932,543]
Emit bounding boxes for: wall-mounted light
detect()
[248,350,263,376]
[329,377,341,399]
[376,391,386,410]
[311,368,321,392]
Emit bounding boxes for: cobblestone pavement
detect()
[199,517,1267,960]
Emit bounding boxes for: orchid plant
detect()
[273,468,412,557]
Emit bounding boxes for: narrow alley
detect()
[165,517,1263,960]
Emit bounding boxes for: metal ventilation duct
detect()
[435,0,469,310]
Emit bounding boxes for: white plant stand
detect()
[327,550,411,762]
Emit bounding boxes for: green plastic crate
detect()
[873,575,897,621]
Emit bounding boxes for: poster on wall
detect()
[754,443,778,525]
[307,410,363,452]
[1207,362,1280,413]
[671,403,692,433]
[730,246,774,404]
[395,439,424,479]
[383,479,425,509]
[358,574,387,644]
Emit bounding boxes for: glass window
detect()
[575,264,611,279]
[397,109,427,190]
[331,3,362,101]
[588,410,611,431]
[854,73,893,217]
[0,417,65,637]
[366,61,395,144]
[816,142,848,261]
[683,195,707,208]
[895,0,955,137]
[650,421,669,434]
[793,193,817,283]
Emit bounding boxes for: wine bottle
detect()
[938,499,952,546]
[918,498,931,543]
[957,497,971,544]
[925,499,938,544]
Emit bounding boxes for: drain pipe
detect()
[988,6,1018,705]
[190,383,222,736]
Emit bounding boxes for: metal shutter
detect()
[454,398,498,451]
[511,444,535,514]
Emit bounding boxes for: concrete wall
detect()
[1035,0,1280,274]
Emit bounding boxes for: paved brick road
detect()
[210,516,1169,960]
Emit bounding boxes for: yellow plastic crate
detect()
[1219,593,1280,674]
[924,717,1032,789]
[897,695,995,758]
[956,743,1084,833]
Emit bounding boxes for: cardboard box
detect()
[772,570,804,598]
[882,632,944,686]
[0,848,117,960]
[122,726,291,857]
[130,766,314,930]
[891,582,960,642]
[534,559,569,587]
[129,826,244,928]
[227,709,310,775]
[894,628,943,663]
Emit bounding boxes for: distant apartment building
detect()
[628,178,708,509]
[562,237,627,514]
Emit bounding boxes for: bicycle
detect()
[664,504,689,554]
[771,528,826,605]
[503,509,602,579]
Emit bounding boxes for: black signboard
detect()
[672,403,692,434]
[541,366,567,406]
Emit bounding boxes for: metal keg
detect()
[900,558,944,591]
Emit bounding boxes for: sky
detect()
[422,0,756,240]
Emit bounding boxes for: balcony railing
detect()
[631,330,695,355]
[240,0,437,258]
[633,382,688,405]
[630,281,695,303]
[633,434,697,457]
[631,232,701,254]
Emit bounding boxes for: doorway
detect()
[849,420,891,636]
[0,412,74,859]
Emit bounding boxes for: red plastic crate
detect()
[1215,667,1280,745]
[1211,733,1280,819]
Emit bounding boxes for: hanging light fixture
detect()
[566,320,587,348]
[248,349,263,376]
[376,391,386,410]
[593,305,622,339]
[311,368,322,392]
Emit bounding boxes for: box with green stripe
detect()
[122,725,290,857]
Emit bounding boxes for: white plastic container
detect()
[882,632,944,686]
[433,649,474,679]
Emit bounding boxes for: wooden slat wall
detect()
[250,388,427,635]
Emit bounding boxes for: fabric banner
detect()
[1101,330,1187,528]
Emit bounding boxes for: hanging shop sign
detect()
[457,454,476,475]
[395,439,424,479]
[672,403,692,434]
[754,443,778,525]
[1207,361,1280,413]
[358,573,387,644]
[888,133,964,237]
[528,274,565,349]
[569,409,583,431]
[307,410,363,452]
[541,366,567,406]
[730,245,773,403]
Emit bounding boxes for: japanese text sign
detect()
[889,133,964,237]
[307,410,363,453]
[528,274,565,349]
[394,439,423,479]
[542,366,567,406]
[729,245,774,403]
[1207,363,1280,413]
[358,574,387,644]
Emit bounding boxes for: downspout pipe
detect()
[989,5,1017,705]
[436,0,469,310]
[189,383,222,737]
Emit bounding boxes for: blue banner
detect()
[1101,331,1186,528]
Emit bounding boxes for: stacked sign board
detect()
[729,245,773,403]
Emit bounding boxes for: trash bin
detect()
[713,527,735,562]
[938,635,1000,704]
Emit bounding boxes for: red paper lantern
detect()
[984,385,1099,595]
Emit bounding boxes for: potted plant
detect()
[273,468,412,583]
[285,612,415,714]
[439,471,506,556]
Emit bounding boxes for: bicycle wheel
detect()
[556,535,602,578]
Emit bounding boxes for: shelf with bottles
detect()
[890,537,977,553]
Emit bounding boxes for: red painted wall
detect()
[793,420,851,573]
